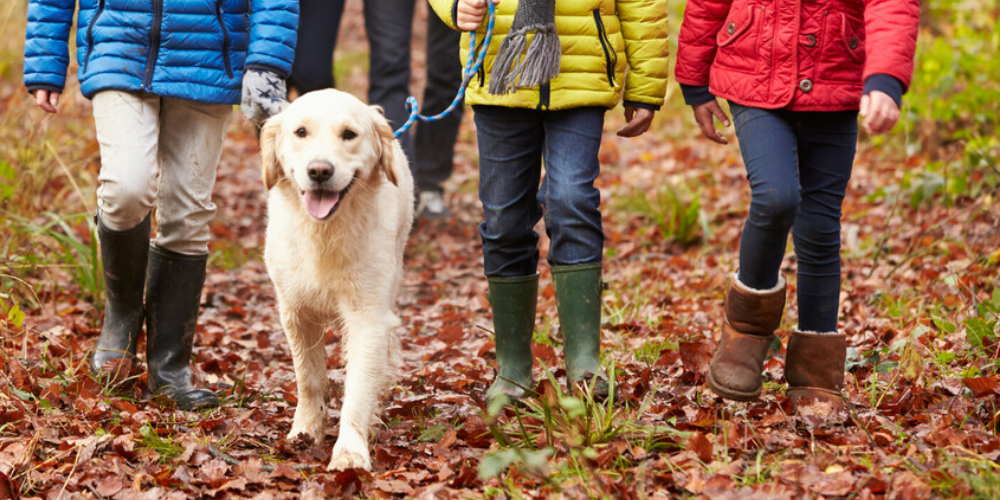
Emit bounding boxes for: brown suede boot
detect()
[785,329,848,413]
[706,274,786,402]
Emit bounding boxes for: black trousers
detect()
[288,0,346,94]
[292,0,462,192]
[412,11,464,193]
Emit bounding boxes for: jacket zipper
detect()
[536,83,550,110]
[592,10,616,87]
[216,0,234,78]
[141,0,164,90]
[83,0,106,73]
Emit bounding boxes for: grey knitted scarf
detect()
[488,0,561,95]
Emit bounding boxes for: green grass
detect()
[332,49,370,96]
[221,368,286,409]
[634,337,678,366]
[532,316,559,349]
[137,423,186,464]
[481,360,686,496]
[1,3,101,309]
[870,0,1000,206]
[613,182,710,247]
[927,455,1000,500]
[417,418,463,443]
[209,239,259,271]
[20,212,101,301]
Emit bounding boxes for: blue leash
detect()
[393,2,496,138]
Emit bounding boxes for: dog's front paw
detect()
[327,448,371,471]
[287,423,324,445]
[328,431,372,471]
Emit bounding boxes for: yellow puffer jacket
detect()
[429,0,669,110]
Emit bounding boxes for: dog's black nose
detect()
[307,160,334,183]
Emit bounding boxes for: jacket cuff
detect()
[863,74,904,108]
[245,64,289,80]
[623,101,660,111]
[451,0,460,29]
[680,84,715,106]
[25,83,65,95]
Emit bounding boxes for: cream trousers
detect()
[92,90,232,255]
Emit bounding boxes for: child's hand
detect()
[241,69,288,126]
[691,99,730,144]
[457,0,498,31]
[32,89,60,113]
[859,91,900,135]
[617,106,654,137]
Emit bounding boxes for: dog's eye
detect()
[295,127,308,138]
[342,129,358,141]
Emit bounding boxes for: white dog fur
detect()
[259,89,413,471]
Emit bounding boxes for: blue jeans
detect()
[474,106,606,277]
[730,103,858,332]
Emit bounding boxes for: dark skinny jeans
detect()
[729,102,858,333]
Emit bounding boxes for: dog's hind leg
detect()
[281,301,329,445]
[328,306,400,472]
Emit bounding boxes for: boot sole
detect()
[706,369,762,402]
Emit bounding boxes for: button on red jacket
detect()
[675,0,920,111]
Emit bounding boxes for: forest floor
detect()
[1,0,999,499]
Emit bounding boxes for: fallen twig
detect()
[208,444,315,472]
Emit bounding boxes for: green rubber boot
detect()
[552,263,609,398]
[486,274,539,402]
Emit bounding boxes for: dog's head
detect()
[259,89,399,221]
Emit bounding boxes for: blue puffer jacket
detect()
[23,0,298,104]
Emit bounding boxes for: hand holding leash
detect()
[457,0,500,30]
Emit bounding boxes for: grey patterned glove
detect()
[241,68,288,125]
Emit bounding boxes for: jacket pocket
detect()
[838,13,865,63]
[83,0,106,73]
[216,0,234,78]
[818,11,865,82]
[714,5,761,73]
[593,9,617,87]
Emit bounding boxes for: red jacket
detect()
[675,0,920,111]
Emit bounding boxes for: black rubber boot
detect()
[91,212,151,375]
[552,262,609,398]
[486,274,539,402]
[145,246,219,410]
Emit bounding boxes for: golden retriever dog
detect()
[259,89,413,471]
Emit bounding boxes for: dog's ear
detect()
[372,106,399,187]
[260,114,284,190]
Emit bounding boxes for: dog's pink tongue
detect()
[304,190,340,219]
